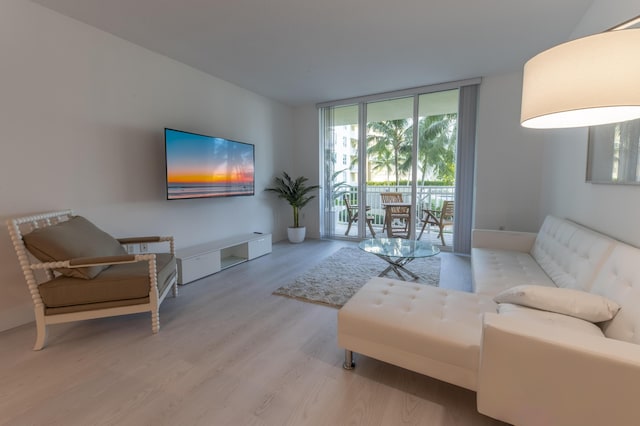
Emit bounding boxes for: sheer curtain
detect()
[453,84,478,254]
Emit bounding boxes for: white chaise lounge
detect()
[338,215,640,425]
[338,277,495,390]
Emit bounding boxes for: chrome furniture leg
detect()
[378,256,420,281]
[343,350,355,370]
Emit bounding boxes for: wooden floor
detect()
[0,239,505,426]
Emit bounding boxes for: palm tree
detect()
[329,168,351,203]
[370,148,394,182]
[367,119,413,187]
[417,114,457,184]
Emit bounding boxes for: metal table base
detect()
[376,255,419,280]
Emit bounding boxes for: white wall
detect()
[475,0,640,239]
[474,71,547,232]
[292,105,321,238]
[0,0,294,331]
[539,0,640,246]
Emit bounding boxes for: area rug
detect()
[273,246,440,308]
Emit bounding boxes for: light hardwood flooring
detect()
[0,239,506,425]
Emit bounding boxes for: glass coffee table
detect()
[358,238,440,281]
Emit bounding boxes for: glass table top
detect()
[358,238,440,259]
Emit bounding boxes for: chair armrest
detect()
[117,236,172,244]
[118,236,175,255]
[31,254,145,269]
[478,313,640,426]
[471,229,537,252]
[32,253,169,268]
[69,254,138,267]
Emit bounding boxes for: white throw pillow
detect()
[497,303,605,337]
[494,285,620,322]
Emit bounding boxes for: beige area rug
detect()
[273,246,440,308]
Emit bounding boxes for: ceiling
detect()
[32,0,594,106]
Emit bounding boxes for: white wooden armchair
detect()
[7,210,178,350]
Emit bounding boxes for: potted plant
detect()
[266,172,320,243]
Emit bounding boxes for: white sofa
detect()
[338,215,640,425]
[471,215,616,296]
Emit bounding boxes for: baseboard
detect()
[0,303,34,332]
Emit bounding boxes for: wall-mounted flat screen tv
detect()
[165,128,255,200]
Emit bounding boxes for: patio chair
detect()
[343,195,376,237]
[7,210,178,350]
[418,200,454,245]
[380,192,410,237]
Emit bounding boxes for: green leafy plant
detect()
[265,172,320,228]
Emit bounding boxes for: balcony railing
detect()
[338,185,455,228]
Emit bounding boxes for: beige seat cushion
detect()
[23,216,127,279]
[39,253,176,308]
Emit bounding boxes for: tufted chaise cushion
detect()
[472,249,555,295]
[338,277,496,390]
[531,215,615,292]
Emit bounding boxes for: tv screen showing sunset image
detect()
[165,129,255,200]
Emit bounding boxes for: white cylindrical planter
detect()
[287,227,306,243]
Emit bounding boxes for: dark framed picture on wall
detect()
[586,118,640,184]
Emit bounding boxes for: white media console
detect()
[176,233,272,285]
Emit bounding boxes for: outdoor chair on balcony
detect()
[380,192,411,237]
[7,210,178,350]
[343,195,376,237]
[418,200,454,245]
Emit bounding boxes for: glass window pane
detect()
[321,104,364,238]
[319,87,464,248]
[416,90,458,246]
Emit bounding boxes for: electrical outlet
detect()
[139,243,148,253]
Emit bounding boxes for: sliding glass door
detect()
[320,81,477,252]
[415,90,458,246]
[366,97,415,239]
[321,104,374,239]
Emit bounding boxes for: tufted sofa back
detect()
[590,243,640,344]
[531,216,615,292]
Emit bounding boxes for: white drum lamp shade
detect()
[521,28,640,129]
